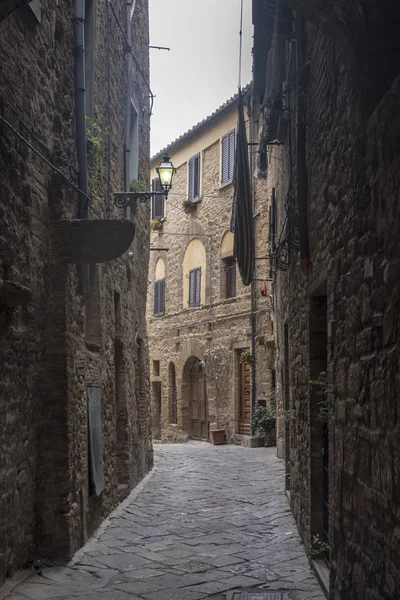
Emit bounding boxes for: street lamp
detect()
[156,154,175,197]
[114,154,176,209]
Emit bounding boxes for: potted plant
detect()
[150,219,163,231]
[201,346,230,445]
[252,402,276,447]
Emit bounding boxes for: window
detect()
[128,102,139,181]
[153,360,160,376]
[188,267,201,308]
[221,129,235,184]
[84,0,96,117]
[188,153,200,201]
[153,278,165,316]
[151,178,164,219]
[223,257,236,299]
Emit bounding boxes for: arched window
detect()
[154,258,165,316]
[169,362,177,424]
[182,239,206,308]
[220,232,236,299]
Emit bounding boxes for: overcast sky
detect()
[149,0,253,157]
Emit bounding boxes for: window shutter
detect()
[188,154,200,201]
[230,261,236,298]
[221,134,229,183]
[228,130,235,181]
[159,279,165,315]
[154,280,160,315]
[188,269,196,307]
[195,268,201,306]
[151,179,164,219]
[193,154,200,199]
[154,278,165,316]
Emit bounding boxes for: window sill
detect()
[219,180,233,190]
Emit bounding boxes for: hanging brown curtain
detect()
[230,89,254,286]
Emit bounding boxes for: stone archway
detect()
[177,339,206,436]
[186,358,208,440]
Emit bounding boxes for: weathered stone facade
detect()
[253,1,400,598]
[0,0,152,584]
[147,97,274,443]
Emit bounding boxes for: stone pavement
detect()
[1,444,325,600]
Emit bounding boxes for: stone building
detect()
[147,92,274,443]
[0,0,152,583]
[252,0,400,598]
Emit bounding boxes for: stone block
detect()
[241,436,265,448]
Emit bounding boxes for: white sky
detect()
[149,0,253,157]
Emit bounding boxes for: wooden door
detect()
[238,359,251,435]
[190,367,208,440]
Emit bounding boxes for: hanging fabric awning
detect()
[230,89,255,286]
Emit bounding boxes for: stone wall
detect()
[148,102,273,442]
[0,0,152,583]
[266,5,400,598]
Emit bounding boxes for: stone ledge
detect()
[241,435,265,448]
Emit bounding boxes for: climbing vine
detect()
[86,108,110,204]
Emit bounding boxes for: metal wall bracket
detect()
[114,191,165,209]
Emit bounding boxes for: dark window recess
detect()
[188,153,200,201]
[153,278,165,316]
[224,257,236,299]
[87,386,104,497]
[153,360,160,376]
[188,267,201,307]
[221,129,235,184]
[151,178,164,219]
[84,0,96,117]
[169,362,177,424]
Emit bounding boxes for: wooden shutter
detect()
[188,153,200,201]
[151,179,164,219]
[221,134,229,183]
[193,154,200,199]
[195,267,201,306]
[154,278,165,316]
[228,129,235,180]
[222,130,235,184]
[188,269,196,307]
[225,258,236,299]
[159,278,165,315]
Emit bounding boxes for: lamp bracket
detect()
[114,191,166,209]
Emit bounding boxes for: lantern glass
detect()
[156,154,175,196]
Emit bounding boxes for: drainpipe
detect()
[124,0,136,220]
[74,0,90,294]
[247,87,257,434]
[296,13,310,277]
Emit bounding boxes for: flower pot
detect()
[211,429,226,445]
[264,427,276,447]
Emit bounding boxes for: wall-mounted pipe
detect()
[124,0,135,221]
[296,13,310,277]
[74,0,90,293]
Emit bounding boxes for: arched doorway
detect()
[189,359,208,440]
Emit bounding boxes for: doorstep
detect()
[312,558,330,598]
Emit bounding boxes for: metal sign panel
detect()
[87,386,104,496]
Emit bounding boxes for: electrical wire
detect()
[108,0,154,114]
[238,0,244,90]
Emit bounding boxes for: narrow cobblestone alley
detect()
[2,445,325,600]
